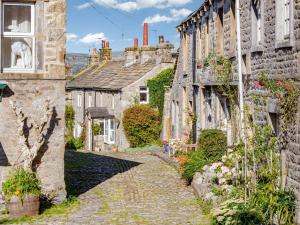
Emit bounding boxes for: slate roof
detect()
[66,60,157,91]
[86,107,114,119]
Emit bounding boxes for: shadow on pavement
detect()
[64,150,141,197]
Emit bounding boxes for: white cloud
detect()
[79,33,107,44]
[67,33,79,42]
[76,2,92,10]
[77,0,192,12]
[144,8,192,24]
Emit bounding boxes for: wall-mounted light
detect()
[0,81,8,102]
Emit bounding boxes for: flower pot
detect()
[112,146,118,153]
[6,194,40,218]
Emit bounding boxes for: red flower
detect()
[277,81,283,86]
[255,81,261,87]
[285,82,290,89]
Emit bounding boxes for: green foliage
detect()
[198,129,227,162]
[181,129,227,183]
[2,168,41,201]
[182,150,208,183]
[196,198,213,215]
[92,123,102,135]
[123,104,161,148]
[65,105,84,150]
[147,68,175,119]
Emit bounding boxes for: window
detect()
[196,25,202,62]
[216,7,224,55]
[88,94,92,107]
[112,94,115,109]
[276,0,291,42]
[269,113,279,137]
[77,93,82,107]
[182,32,188,71]
[204,17,209,58]
[284,0,290,36]
[230,0,236,53]
[102,119,115,144]
[139,86,149,104]
[3,3,35,71]
[252,0,262,46]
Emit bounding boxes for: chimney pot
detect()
[106,41,110,48]
[102,40,105,49]
[159,35,164,44]
[134,38,139,47]
[143,23,149,46]
[92,48,97,55]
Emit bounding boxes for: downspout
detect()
[236,0,246,201]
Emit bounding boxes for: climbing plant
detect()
[147,68,175,119]
[257,73,300,188]
[204,52,239,139]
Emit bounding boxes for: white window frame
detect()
[2,3,35,73]
[284,0,290,37]
[77,93,82,107]
[139,86,149,104]
[88,94,92,107]
[102,118,115,144]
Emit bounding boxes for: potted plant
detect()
[2,168,41,218]
[111,145,118,153]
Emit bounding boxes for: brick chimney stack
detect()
[143,23,149,46]
[159,35,164,44]
[134,38,139,47]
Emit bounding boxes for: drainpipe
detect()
[236,0,247,203]
[236,0,245,139]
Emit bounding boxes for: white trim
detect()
[2,3,35,72]
[139,86,149,104]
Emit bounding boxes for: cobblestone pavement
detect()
[3,151,209,225]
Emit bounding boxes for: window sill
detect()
[251,46,263,53]
[275,40,293,49]
[0,72,65,80]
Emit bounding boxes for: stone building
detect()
[169,0,300,221]
[0,0,66,203]
[66,23,175,151]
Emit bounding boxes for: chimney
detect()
[134,38,139,48]
[159,35,164,44]
[106,41,110,48]
[92,48,97,55]
[102,40,106,49]
[143,23,149,46]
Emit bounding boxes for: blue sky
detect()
[67,0,202,53]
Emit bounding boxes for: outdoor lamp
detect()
[0,81,7,102]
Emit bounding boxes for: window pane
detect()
[4,5,32,33]
[3,37,33,69]
[140,87,147,91]
[140,93,147,102]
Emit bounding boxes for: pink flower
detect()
[255,81,261,87]
[277,81,283,86]
[156,120,160,125]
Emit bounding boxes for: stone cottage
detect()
[0,0,66,203]
[66,23,175,151]
[168,0,300,221]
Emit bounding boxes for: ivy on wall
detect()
[147,68,175,119]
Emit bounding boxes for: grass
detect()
[0,196,80,224]
[123,145,161,153]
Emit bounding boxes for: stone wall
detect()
[0,0,66,203]
[172,0,300,222]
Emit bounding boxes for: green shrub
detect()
[198,129,227,162]
[182,151,208,183]
[182,129,227,183]
[147,68,175,119]
[123,104,161,148]
[92,123,102,135]
[2,168,41,201]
